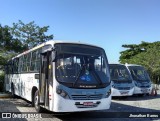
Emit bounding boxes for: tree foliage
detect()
[119,41,160,84]
[0,20,53,66]
[0,25,18,65]
[10,20,53,50]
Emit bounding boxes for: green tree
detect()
[10,20,53,50]
[0,20,53,65]
[0,25,25,65]
[119,41,151,63]
[119,41,160,84]
[0,25,15,65]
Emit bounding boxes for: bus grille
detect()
[140,85,150,88]
[71,94,103,100]
[117,87,131,90]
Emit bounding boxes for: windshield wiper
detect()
[91,71,103,86]
[73,65,85,87]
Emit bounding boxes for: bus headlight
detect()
[60,90,67,97]
[112,85,115,88]
[56,88,68,98]
[106,89,111,97]
[56,88,62,94]
[134,81,140,87]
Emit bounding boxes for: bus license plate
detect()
[83,102,93,106]
[141,89,148,93]
[120,91,128,95]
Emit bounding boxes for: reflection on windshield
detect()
[56,53,109,87]
[109,65,132,82]
[128,66,150,82]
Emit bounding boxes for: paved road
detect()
[0,91,160,121]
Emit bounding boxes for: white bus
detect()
[125,64,152,96]
[109,64,134,97]
[4,40,111,112]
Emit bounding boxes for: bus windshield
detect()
[128,66,151,82]
[55,44,110,88]
[109,65,132,83]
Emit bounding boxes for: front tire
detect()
[34,90,43,112]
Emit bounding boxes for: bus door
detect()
[39,50,52,109]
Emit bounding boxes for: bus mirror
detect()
[35,74,40,79]
[52,57,56,62]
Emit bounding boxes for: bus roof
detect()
[12,40,104,59]
[125,63,143,67]
[52,40,103,48]
[109,63,125,66]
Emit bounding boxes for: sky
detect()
[0,0,160,63]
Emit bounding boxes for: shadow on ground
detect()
[42,100,160,121]
[0,98,28,121]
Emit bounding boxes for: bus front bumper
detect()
[111,88,134,96]
[133,86,152,94]
[53,95,111,112]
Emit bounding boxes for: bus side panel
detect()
[19,73,39,102]
[12,74,20,96]
[5,74,11,92]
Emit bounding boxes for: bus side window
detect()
[36,49,41,72]
[18,56,23,73]
[30,51,37,72]
[10,61,13,74]
[22,55,27,72]
[30,49,41,72]
[26,53,31,72]
[21,53,30,73]
[13,58,19,74]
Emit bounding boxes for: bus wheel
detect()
[34,90,43,112]
[11,83,15,98]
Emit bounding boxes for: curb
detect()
[0,93,12,98]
